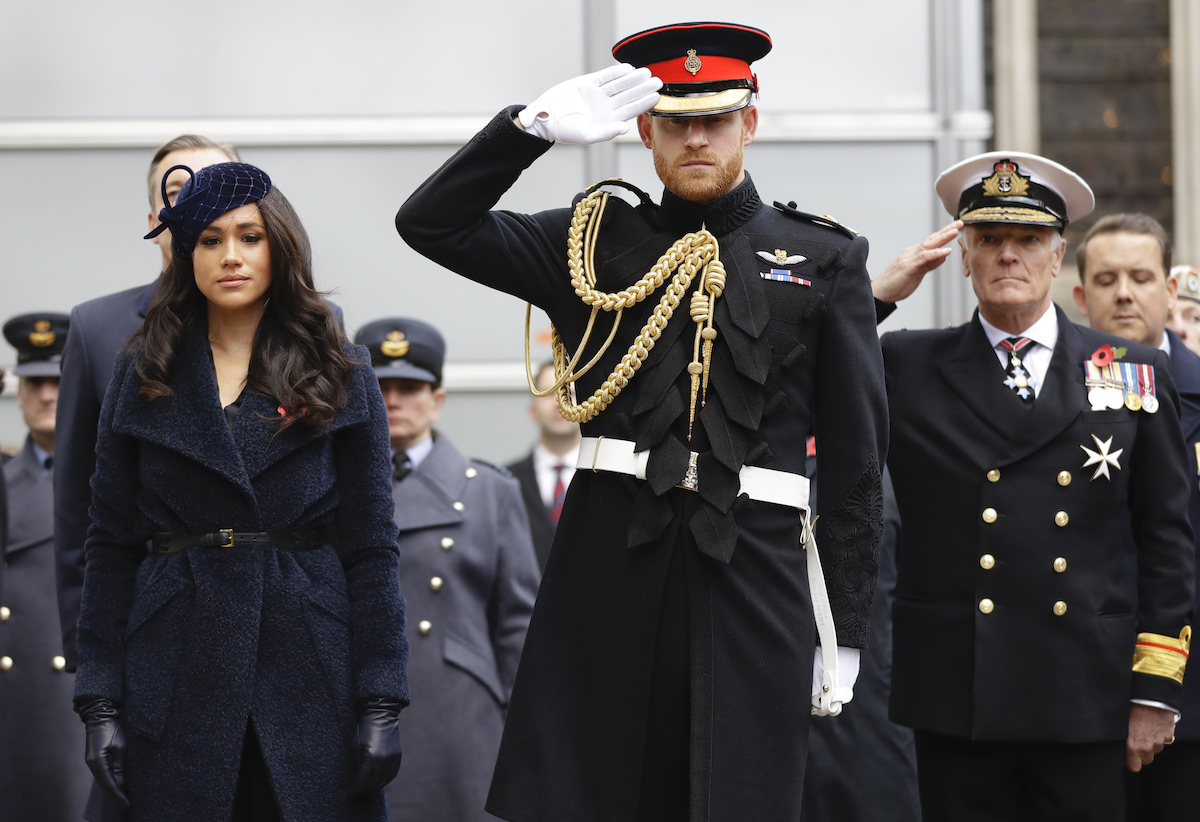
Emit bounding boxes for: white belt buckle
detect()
[676,451,700,492]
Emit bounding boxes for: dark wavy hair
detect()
[133,186,354,431]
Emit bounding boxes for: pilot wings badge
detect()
[757,249,807,266]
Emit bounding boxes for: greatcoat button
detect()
[986,469,1001,482]
[982,508,998,524]
[1055,511,1069,527]
[0,656,12,671]
[1058,471,1072,486]
[52,656,66,672]
[465,467,478,478]
[1053,601,1068,616]
[0,606,9,622]
[441,537,454,551]
[430,576,444,592]
[418,620,433,636]
[1053,557,1067,573]
[452,501,465,512]
[979,599,994,614]
[980,554,996,570]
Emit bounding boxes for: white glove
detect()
[811,646,860,717]
[518,64,663,145]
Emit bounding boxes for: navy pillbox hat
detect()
[145,162,272,254]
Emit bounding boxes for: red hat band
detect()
[645,54,756,87]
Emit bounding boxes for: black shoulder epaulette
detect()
[471,459,514,480]
[773,201,859,239]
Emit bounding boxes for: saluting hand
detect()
[872,220,964,305]
[517,64,663,145]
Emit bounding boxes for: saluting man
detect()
[879,153,1194,821]
[1,313,92,821]
[354,318,539,822]
[397,21,887,822]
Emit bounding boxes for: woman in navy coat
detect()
[73,162,409,822]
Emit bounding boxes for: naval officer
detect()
[880,153,1194,821]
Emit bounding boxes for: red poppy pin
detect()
[1090,344,1127,368]
[277,405,308,421]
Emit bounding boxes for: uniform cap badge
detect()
[381,330,409,358]
[29,319,56,347]
[981,162,1031,198]
[684,48,702,76]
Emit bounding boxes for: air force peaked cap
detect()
[355,318,445,385]
[936,151,1094,231]
[145,162,272,255]
[613,22,771,117]
[4,312,70,377]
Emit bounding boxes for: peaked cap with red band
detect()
[612,21,772,117]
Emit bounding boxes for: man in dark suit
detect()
[507,361,581,571]
[355,317,539,822]
[1070,213,1200,820]
[54,134,239,673]
[1,313,93,820]
[397,21,888,822]
[880,153,1194,821]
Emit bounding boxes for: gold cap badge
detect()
[380,330,409,358]
[29,319,55,348]
[981,162,1031,198]
[684,48,702,76]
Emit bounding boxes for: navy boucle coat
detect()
[74,323,409,822]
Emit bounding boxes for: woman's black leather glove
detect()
[76,696,131,811]
[349,697,404,796]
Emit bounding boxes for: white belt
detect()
[577,436,810,510]
[575,436,852,716]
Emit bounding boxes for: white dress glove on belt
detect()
[519,64,663,145]
[811,646,860,717]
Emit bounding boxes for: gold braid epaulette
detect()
[1132,627,1191,684]
[524,183,725,435]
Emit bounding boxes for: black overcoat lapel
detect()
[110,326,254,502]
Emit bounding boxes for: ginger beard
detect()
[653,131,745,205]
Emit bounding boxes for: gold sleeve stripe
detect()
[1132,628,1191,685]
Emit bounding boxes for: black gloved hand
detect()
[349,697,403,796]
[76,696,131,811]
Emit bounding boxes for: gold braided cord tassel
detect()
[523,183,724,426]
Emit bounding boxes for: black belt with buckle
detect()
[151,529,329,556]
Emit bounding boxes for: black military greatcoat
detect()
[396,108,888,822]
[883,308,1194,741]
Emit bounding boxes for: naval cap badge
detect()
[981,161,1031,198]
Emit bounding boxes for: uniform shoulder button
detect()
[469,459,514,480]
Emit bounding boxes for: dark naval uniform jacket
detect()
[396,108,888,822]
[56,280,157,670]
[1,437,92,820]
[505,451,556,570]
[387,434,538,822]
[73,324,408,822]
[882,307,1195,742]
